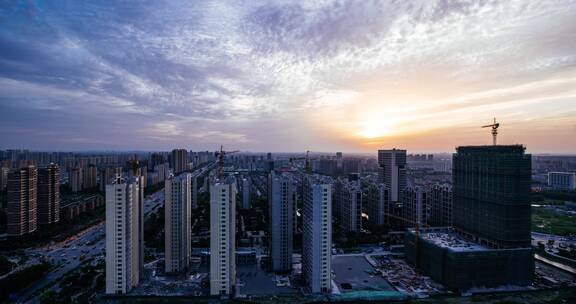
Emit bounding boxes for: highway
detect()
[19,190,165,303]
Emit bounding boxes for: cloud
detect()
[0,0,575,151]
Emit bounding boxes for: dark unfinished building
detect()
[405,145,534,291]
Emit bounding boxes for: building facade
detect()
[366,182,390,226]
[171,149,188,174]
[377,149,407,204]
[165,173,192,273]
[302,175,332,293]
[209,177,237,296]
[402,186,430,227]
[7,166,38,237]
[548,172,576,191]
[105,175,144,295]
[37,163,60,225]
[333,179,362,232]
[268,171,295,273]
[428,184,452,227]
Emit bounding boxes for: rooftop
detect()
[416,229,489,252]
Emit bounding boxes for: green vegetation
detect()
[0,262,51,302]
[532,207,576,236]
[144,206,165,256]
[39,260,104,304]
[531,191,576,204]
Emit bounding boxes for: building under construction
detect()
[405,145,534,291]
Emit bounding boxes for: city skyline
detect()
[1,1,576,153]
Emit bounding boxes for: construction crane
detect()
[214,145,239,178]
[482,118,500,145]
[289,150,312,173]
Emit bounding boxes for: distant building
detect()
[171,149,188,174]
[241,177,251,209]
[83,164,98,190]
[7,166,38,237]
[402,186,429,227]
[365,183,390,226]
[69,166,83,192]
[428,184,452,227]
[378,149,406,204]
[209,177,237,296]
[268,171,295,273]
[405,145,533,291]
[302,175,332,293]
[333,179,362,232]
[165,173,192,273]
[548,172,576,191]
[100,167,122,192]
[37,163,60,225]
[105,175,144,295]
[0,166,9,191]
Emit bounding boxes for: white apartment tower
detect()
[165,173,192,273]
[105,175,144,295]
[210,177,237,296]
[268,171,295,273]
[302,175,332,293]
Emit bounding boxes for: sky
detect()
[1,0,575,153]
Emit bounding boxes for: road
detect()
[19,190,165,303]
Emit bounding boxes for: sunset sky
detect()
[1,1,575,153]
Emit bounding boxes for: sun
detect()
[356,119,397,139]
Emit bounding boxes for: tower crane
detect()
[214,145,239,178]
[482,118,500,145]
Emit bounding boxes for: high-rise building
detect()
[165,173,192,273]
[105,175,144,295]
[100,167,122,192]
[377,149,406,203]
[302,175,332,293]
[69,165,83,192]
[365,182,390,226]
[453,145,531,248]
[83,164,98,190]
[209,177,237,296]
[268,171,295,273]
[428,184,452,227]
[333,179,362,232]
[0,166,9,191]
[241,177,251,209]
[405,145,533,291]
[402,186,429,227]
[37,163,60,225]
[7,166,38,237]
[548,172,576,191]
[171,149,188,175]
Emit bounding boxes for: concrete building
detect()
[366,182,390,226]
[548,172,576,191]
[209,177,237,296]
[100,167,122,192]
[333,179,362,232]
[428,184,452,227]
[105,175,144,295]
[453,145,532,249]
[405,145,533,291]
[268,171,295,273]
[7,166,38,237]
[378,149,406,204]
[69,166,83,193]
[241,177,251,209]
[37,163,60,225]
[302,175,332,293]
[0,166,9,191]
[171,149,188,174]
[83,164,98,190]
[402,186,429,227]
[165,173,192,273]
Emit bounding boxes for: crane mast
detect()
[482,118,500,145]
